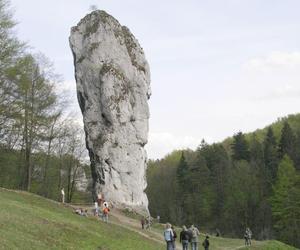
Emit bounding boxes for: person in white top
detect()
[61,188,65,203]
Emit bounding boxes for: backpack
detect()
[173,230,177,239]
[164,230,173,242]
[192,228,198,238]
[103,207,109,214]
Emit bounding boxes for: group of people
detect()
[94,193,110,223]
[164,223,209,250]
[61,189,111,223]
[244,227,252,246]
[74,208,88,216]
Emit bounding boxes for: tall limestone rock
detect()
[69,10,151,214]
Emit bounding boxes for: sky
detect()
[9,0,300,159]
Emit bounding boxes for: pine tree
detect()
[176,151,189,189]
[231,131,250,161]
[278,121,297,162]
[263,127,278,185]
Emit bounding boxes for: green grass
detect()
[238,240,298,250]
[0,188,164,250]
[0,188,297,250]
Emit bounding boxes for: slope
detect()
[0,188,296,250]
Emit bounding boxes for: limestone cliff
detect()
[69,10,151,214]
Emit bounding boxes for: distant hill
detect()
[225,113,300,143]
[0,188,296,250]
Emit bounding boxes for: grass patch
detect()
[0,189,164,250]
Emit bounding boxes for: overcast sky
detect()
[10,0,300,159]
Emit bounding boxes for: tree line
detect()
[146,114,300,248]
[0,0,91,203]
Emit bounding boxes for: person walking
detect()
[61,188,65,203]
[246,228,252,245]
[244,230,249,246]
[94,201,99,216]
[102,202,110,223]
[202,235,209,250]
[164,223,174,250]
[189,225,200,250]
[180,226,190,250]
[141,217,145,229]
[171,225,177,250]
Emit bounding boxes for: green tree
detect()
[231,132,250,161]
[6,55,59,191]
[224,160,260,236]
[176,152,189,189]
[278,122,297,162]
[263,127,278,186]
[0,0,23,142]
[271,155,300,247]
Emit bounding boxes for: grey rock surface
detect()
[69,10,151,214]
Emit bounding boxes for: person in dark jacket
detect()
[171,226,177,249]
[141,217,145,229]
[202,235,209,250]
[180,226,190,250]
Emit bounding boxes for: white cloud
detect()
[145,132,202,160]
[255,84,300,100]
[244,51,300,72]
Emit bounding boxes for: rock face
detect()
[69,10,151,214]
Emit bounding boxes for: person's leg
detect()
[182,240,188,250]
[167,241,173,250]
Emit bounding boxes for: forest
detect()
[146,114,300,248]
[0,0,91,203]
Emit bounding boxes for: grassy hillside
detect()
[0,188,297,250]
[0,188,163,250]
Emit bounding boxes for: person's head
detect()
[165,223,171,229]
[182,225,187,231]
[206,235,209,239]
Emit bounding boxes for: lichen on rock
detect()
[69,10,151,215]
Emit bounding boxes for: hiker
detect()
[157,215,160,223]
[202,235,209,250]
[94,201,99,216]
[81,209,88,217]
[102,202,110,223]
[189,225,200,250]
[97,193,104,207]
[61,188,65,203]
[75,208,82,215]
[246,227,252,245]
[141,217,145,229]
[164,223,174,250]
[180,225,190,250]
[145,216,152,229]
[244,231,249,246]
[171,225,177,249]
